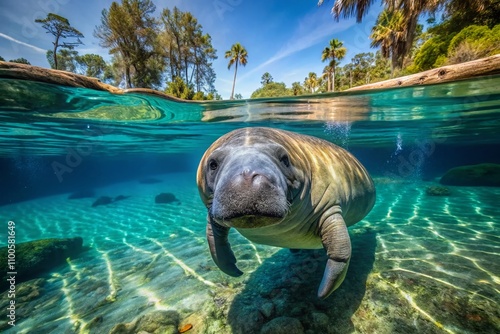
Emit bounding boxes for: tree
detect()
[351,52,375,85]
[446,24,500,64]
[369,50,391,82]
[158,7,217,93]
[410,2,499,73]
[260,72,273,85]
[94,0,160,88]
[0,56,4,61]
[291,82,304,96]
[225,43,248,100]
[8,58,31,65]
[46,49,78,72]
[234,93,243,99]
[370,9,406,72]
[166,76,194,99]
[35,13,83,70]
[251,82,290,98]
[75,54,109,79]
[321,39,346,92]
[304,72,321,93]
[318,0,441,72]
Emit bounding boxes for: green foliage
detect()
[94,0,159,88]
[370,9,406,70]
[303,72,322,93]
[350,52,374,86]
[448,25,490,51]
[192,91,206,100]
[0,56,4,61]
[8,58,31,65]
[291,82,305,96]
[412,23,500,71]
[165,76,193,99]
[251,82,290,98]
[446,24,500,64]
[158,7,217,92]
[234,93,243,99]
[35,13,84,70]
[46,49,78,71]
[412,36,450,71]
[369,51,391,82]
[75,54,109,78]
[261,72,273,86]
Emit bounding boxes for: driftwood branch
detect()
[0,61,186,102]
[348,54,500,91]
[0,61,122,94]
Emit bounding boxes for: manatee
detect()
[91,196,113,207]
[155,192,179,204]
[197,127,375,298]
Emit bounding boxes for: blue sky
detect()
[0,0,382,99]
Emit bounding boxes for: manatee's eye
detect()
[209,159,218,171]
[280,155,290,168]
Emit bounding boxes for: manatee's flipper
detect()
[206,216,243,277]
[317,211,351,299]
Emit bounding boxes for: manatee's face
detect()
[203,143,297,228]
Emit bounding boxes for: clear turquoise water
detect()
[0,75,499,333]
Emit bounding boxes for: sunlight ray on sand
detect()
[52,272,89,333]
[66,257,82,281]
[374,271,456,333]
[248,243,263,264]
[397,287,455,334]
[138,287,171,311]
[148,237,217,288]
[122,237,155,255]
[94,243,118,302]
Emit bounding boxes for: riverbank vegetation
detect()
[1,0,498,99]
[251,0,499,97]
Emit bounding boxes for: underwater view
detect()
[1,74,500,334]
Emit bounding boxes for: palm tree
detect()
[370,9,406,73]
[304,72,320,93]
[322,64,333,92]
[321,39,346,92]
[318,0,442,71]
[225,43,248,100]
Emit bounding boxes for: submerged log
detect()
[348,54,500,91]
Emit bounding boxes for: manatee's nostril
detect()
[242,169,258,180]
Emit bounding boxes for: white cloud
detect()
[0,32,45,53]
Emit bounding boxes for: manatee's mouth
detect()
[212,213,285,229]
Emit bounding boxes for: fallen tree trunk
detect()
[0,61,187,101]
[348,54,500,91]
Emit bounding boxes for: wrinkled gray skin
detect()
[197,127,375,299]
